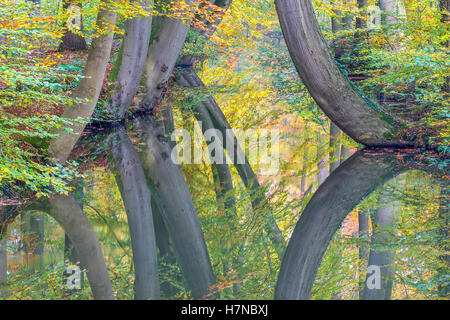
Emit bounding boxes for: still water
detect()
[0,119,448,300]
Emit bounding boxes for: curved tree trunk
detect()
[49,194,114,300]
[138,0,195,112]
[135,117,216,299]
[108,1,153,118]
[275,151,406,300]
[108,126,160,300]
[49,3,117,162]
[274,0,408,147]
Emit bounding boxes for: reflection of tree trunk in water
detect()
[29,212,45,256]
[49,195,114,300]
[275,151,408,300]
[48,2,117,162]
[135,117,216,299]
[363,195,398,300]
[155,96,241,295]
[151,197,179,298]
[26,211,45,269]
[108,126,160,300]
[138,1,194,112]
[358,209,370,298]
[274,0,409,147]
[177,68,285,258]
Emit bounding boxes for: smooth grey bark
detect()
[177,68,285,257]
[437,182,448,298]
[363,195,398,300]
[135,116,216,299]
[274,0,407,147]
[138,0,195,111]
[358,209,370,298]
[49,3,118,162]
[176,69,236,216]
[108,126,160,300]
[49,194,114,300]
[109,0,153,118]
[275,151,406,300]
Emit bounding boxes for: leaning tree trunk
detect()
[135,117,216,299]
[274,0,408,147]
[275,151,405,300]
[49,2,117,162]
[177,68,286,258]
[137,0,195,112]
[49,194,114,300]
[108,0,153,118]
[108,126,160,300]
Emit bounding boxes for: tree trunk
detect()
[108,126,160,300]
[138,0,195,112]
[135,116,216,299]
[358,209,370,298]
[274,0,407,147]
[356,0,369,29]
[108,0,153,118]
[49,194,114,300]
[362,196,398,300]
[275,151,405,300]
[49,3,117,162]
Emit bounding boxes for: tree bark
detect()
[177,68,285,258]
[138,0,195,112]
[135,116,216,299]
[49,194,114,300]
[274,0,408,147]
[49,3,117,162]
[275,151,406,300]
[108,126,160,300]
[362,195,398,300]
